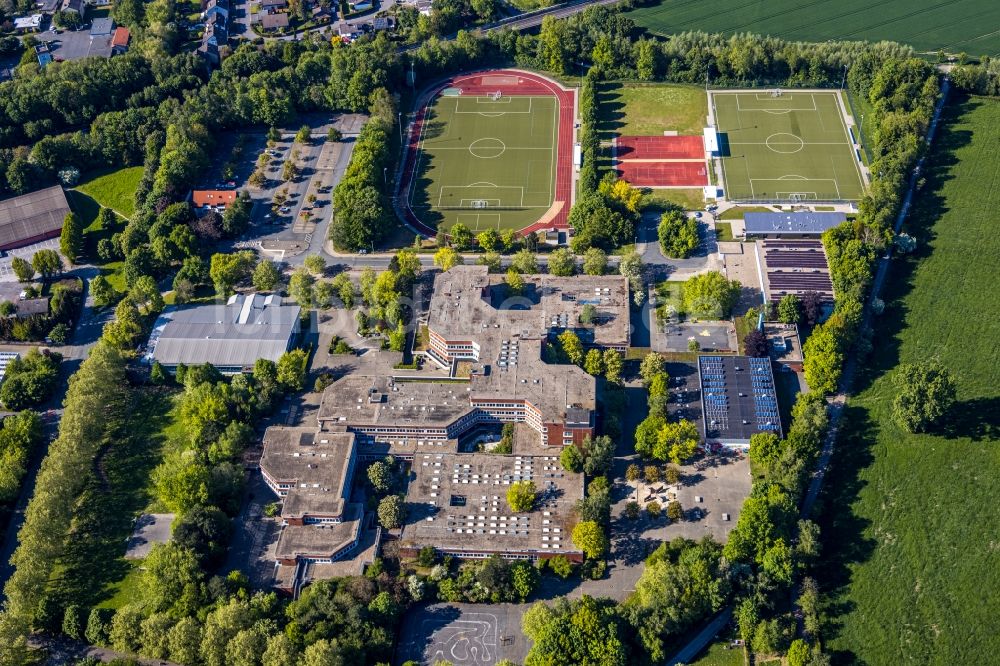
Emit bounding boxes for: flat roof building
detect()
[0,185,70,250]
[90,17,113,36]
[699,355,782,447]
[743,211,847,238]
[399,450,584,562]
[260,427,366,588]
[147,293,300,374]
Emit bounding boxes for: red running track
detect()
[616,162,708,187]
[616,135,705,160]
[398,70,575,238]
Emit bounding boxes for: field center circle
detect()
[469,137,506,159]
[765,133,804,154]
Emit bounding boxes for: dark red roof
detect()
[112,27,130,48]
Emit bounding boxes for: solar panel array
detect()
[701,356,730,432]
[761,239,834,303]
[699,355,783,443]
[749,357,780,433]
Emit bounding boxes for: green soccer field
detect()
[711,90,866,202]
[409,94,558,232]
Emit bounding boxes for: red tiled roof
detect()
[192,190,237,207]
[112,27,130,48]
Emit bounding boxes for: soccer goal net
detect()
[771,88,782,98]
[490,90,502,101]
[472,199,490,209]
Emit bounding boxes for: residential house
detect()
[111,26,130,53]
[191,189,238,209]
[13,14,43,32]
[260,12,289,30]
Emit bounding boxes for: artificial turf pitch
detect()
[711,90,866,202]
[408,94,558,232]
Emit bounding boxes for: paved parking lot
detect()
[397,603,529,666]
[0,238,61,282]
[213,115,365,264]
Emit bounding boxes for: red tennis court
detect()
[616,162,708,187]
[616,135,705,160]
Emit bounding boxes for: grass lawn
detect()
[642,188,706,212]
[74,166,144,220]
[688,640,745,666]
[409,93,558,232]
[714,222,734,242]
[719,206,771,220]
[817,96,1000,664]
[625,0,1000,54]
[654,280,687,322]
[598,81,708,140]
[710,91,865,202]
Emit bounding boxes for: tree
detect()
[625,463,641,482]
[657,209,699,258]
[582,435,615,477]
[331,273,355,307]
[504,269,524,295]
[744,328,769,357]
[664,464,680,485]
[572,521,608,558]
[560,444,583,473]
[209,251,254,296]
[450,223,473,250]
[288,268,315,306]
[507,480,537,512]
[276,349,308,391]
[557,329,584,366]
[603,349,623,384]
[666,500,683,522]
[582,247,607,275]
[32,249,62,280]
[295,125,311,144]
[377,494,404,529]
[11,257,33,283]
[646,500,661,518]
[802,323,844,394]
[367,460,392,493]
[60,212,83,264]
[548,248,575,276]
[303,254,326,276]
[252,260,281,292]
[777,294,802,324]
[640,352,666,385]
[583,348,603,376]
[112,0,144,26]
[511,248,538,274]
[477,228,499,252]
[891,359,957,432]
[748,432,783,470]
[682,271,741,319]
[654,419,700,464]
[62,605,83,640]
[433,246,462,271]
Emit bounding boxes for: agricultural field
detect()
[598,82,708,139]
[408,93,559,232]
[711,90,866,202]
[625,0,1000,56]
[817,96,1000,663]
[73,166,144,220]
